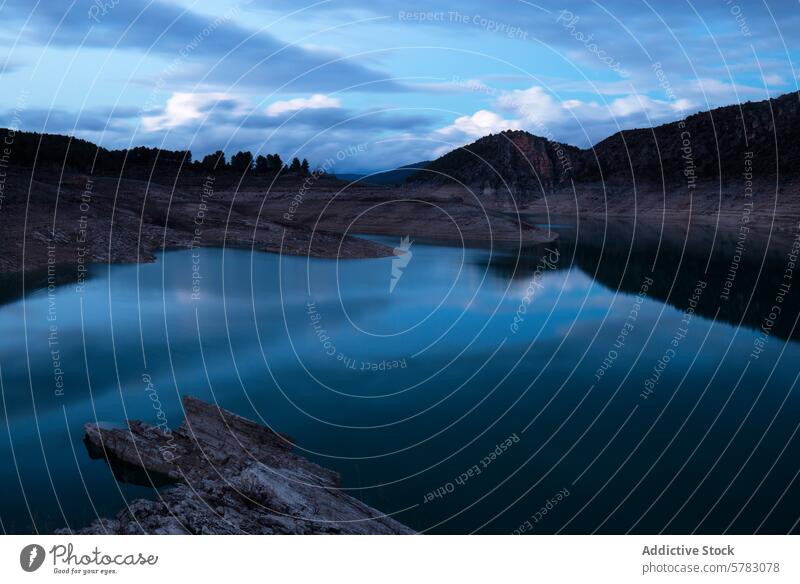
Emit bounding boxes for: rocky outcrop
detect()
[61,396,413,535]
[407,130,580,207]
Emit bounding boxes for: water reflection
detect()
[479,217,800,341]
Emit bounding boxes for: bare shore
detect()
[0,168,556,277]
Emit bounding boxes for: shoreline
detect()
[0,167,556,278]
[4,165,797,281]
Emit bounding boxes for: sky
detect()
[1,0,798,172]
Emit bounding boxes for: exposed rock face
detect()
[61,396,413,535]
[407,130,580,207]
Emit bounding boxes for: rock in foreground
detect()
[62,396,413,535]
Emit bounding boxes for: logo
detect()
[20,544,46,572]
[390,236,413,293]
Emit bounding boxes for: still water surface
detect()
[2,219,800,534]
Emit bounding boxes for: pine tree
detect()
[230,151,254,172]
[269,154,283,173]
[201,150,227,170]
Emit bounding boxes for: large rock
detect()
[61,396,413,535]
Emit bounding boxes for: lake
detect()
[2,217,800,534]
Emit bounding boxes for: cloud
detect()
[430,85,704,149]
[3,0,798,173]
[0,59,22,75]
[13,94,438,174]
[435,110,520,140]
[603,95,689,118]
[2,0,402,93]
[1,105,141,134]
[266,94,341,117]
[690,78,768,100]
[132,90,436,137]
[258,0,800,87]
[497,86,568,124]
[142,92,245,131]
[762,73,786,87]
[499,85,693,123]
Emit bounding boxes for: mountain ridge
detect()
[407,91,800,207]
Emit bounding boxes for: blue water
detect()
[2,222,800,534]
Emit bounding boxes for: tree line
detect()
[0,129,312,176]
[206,150,310,176]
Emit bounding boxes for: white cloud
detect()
[497,86,566,124]
[498,86,688,124]
[430,85,704,149]
[762,73,785,86]
[266,94,341,117]
[691,78,765,99]
[605,94,687,118]
[142,92,234,132]
[434,109,520,141]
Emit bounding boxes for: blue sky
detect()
[1,0,798,171]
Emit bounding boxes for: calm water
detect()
[2,218,800,534]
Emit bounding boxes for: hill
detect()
[407,91,800,208]
[337,161,431,185]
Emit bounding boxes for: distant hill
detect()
[336,161,430,185]
[408,91,800,204]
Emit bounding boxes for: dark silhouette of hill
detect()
[0,128,312,177]
[408,91,800,199]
